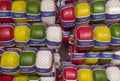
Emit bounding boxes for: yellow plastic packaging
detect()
[94,26,111,42]
[75,3,90,23]
[78,66,92,81]
[14,75,28,81]
[14,26,30,42]
[1,49,20,76]
[93,25,111,50]
[85,52,99,65]
[11,1,27,23]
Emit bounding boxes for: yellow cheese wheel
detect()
[78,69,92,81]
[85,58,99,65]
[12,1,26,12]
[14,26,30,42]
[1,52,19,68]
[11,1,27,23]
[75,3,90,18]
[94,26,111,42]
[14,75,28,81]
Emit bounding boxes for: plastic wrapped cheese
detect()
[11,1,27,23]
[41,0,56,24]
[1,48,20,75]
[14,24,30,47]
[106,66,120,81]
[111,50,120,65]
[46,24,62,49]
[36,48,53,76]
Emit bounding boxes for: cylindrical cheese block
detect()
[41,0,56,24]
[63,62,77,81]
[77,65,92,81]
[110,23,120,46]
[14,24,30,47]
[14,75,28,81]
[0,1,13,23]
[75,25,93,51]
[111,50,120,65]
[75,2,90,24]
[106,66,120,81]
[98,51,113,65]
[91,0,106,21]
[1,48,20,75]
[85,52,100,65]
[30,23,46,46]
[19,48,37,73]
[93,24,111,50]
[106,0,120,23]
[0,24,15,47]
[11,1,27,23]
[92,65,107,81]
[26,1,41,21]
[36,48,53,76]
[46,24,62,49]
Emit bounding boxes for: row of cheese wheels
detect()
[0,0,120,25]
[1,63,120,81]
[1,47,120,76]
[69,45,120,65]
[1,23,120,50]
[0,48,55,76]
[0,23,62,49]
[0,75,41,81]
[63,63,120,81]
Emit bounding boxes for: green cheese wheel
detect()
[93,70,107,81]
[98,59,112,65]
[30,24,46,40]
[91,1,105,14]
[20,52,36,66]
[27,1,40,14]
[29,75,40,80]
[110,24,120,38]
